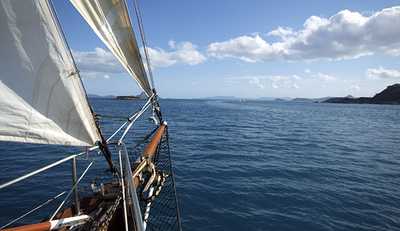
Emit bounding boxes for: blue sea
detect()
[0,99,399,230]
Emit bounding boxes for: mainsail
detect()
[70,0,153,97]
[0,0,101,146]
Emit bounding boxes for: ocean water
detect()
[0,99,399,231]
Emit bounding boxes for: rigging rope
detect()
[0,191,67,229]
[50,161,94,220]
[132,0,155,90]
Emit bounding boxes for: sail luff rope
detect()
[48,0,101,141]
[49,0,115,172]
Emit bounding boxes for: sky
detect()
[53,0,400,99]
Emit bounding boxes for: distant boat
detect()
[0,1,181,231]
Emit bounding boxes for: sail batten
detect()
[0,0,101,146]
[70,0,153,97]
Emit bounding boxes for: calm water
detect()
[0,99,399,230]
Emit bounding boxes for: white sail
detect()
[70,0,153,96]
[0,0,101,146]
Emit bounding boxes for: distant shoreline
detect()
[86,83,400,105]
[115,95,140,100]
[87,93,147,100]
[322,84,400,105]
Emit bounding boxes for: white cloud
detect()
[227,71,341,91]
[385,48,400,56]
[269,75,302,89]
[78,71,113,80]
[316,73,336,81]
[168,40,176,49]
[147,41,206,67]
[349,84,361,91]
[208,34,284,62]
[72,41,206,78]
[292,75,302,80]
[268,27,295,40]
[366,67,400,79]
[249,77,265,89]
[73,48,123,76]
[207,6,400,62]
[231,75,302,90]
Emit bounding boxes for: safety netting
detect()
[129,128,182,231]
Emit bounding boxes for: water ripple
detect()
[0,100,399,230]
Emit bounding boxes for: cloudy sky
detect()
[54,0,400,98]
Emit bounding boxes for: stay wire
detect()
[132,0,155,89]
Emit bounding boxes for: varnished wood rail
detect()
[143,122,167,159]
[132,121,167,187]
[1,215,90,231]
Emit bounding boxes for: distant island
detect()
[323,84,400,105]
[115,95,140,100]
[87,92,148,100]
[88,94,115,99]
[291,97,331,103]
[115,92,147,100]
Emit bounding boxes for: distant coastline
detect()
[115,92,147,100]
[323,84,400,105]
[87,83,400,105]
[197,84,400,105]
[115,95,140,100]
[87,94,114,99]
[87,92,147,100]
